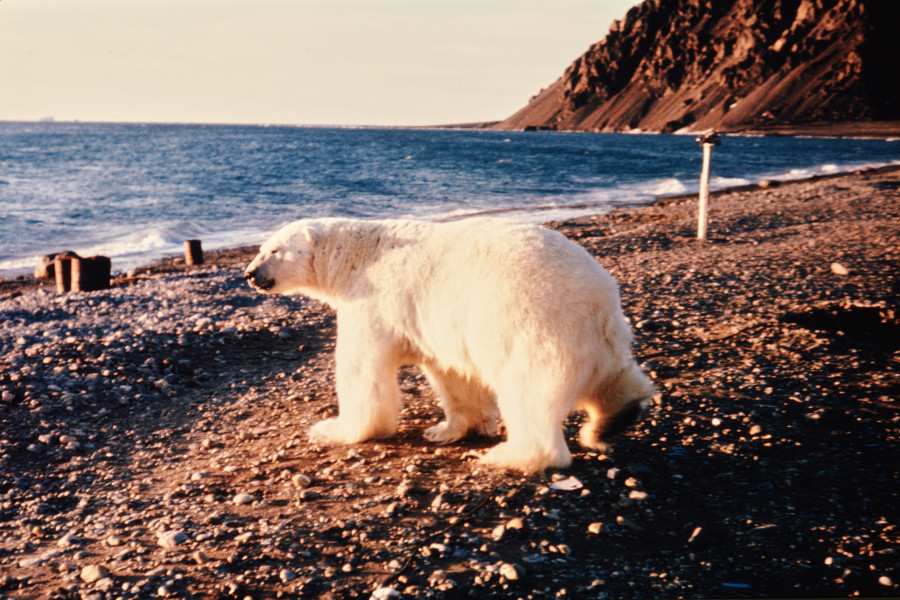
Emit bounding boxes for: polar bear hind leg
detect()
[481,375,578,473]
[577,361,655,451]
[422,365,499,444]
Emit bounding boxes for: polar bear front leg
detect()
[309,318,402,444]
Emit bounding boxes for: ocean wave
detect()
[710,176,751,188]
[643,178,688,196]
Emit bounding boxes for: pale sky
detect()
[0,0,639,126]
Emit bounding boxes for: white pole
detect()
[697,142,712,241]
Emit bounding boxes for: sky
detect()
[0,0,639,126]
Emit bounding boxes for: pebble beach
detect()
[0,167,898,599]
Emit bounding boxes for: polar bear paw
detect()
[481,441,572,474]
[424,421,465,445]
[309,418,363,444]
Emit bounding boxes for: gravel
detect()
[0,167,898,599]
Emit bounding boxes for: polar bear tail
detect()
[578,361,655,451]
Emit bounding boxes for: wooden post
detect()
[54,255,74,294]
[185,239,204,266]
[72,256,111,292]
[695,132,721,241]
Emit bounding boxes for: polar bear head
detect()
[244,220,321,295]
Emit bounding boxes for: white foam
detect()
[644,178,688,196]
[710,176,751,188]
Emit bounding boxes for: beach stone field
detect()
[0,168,897,599]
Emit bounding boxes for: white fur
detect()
[245,217,654,473]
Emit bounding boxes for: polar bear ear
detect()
[301,223,321,245]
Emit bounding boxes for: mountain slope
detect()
[495,0,900,133]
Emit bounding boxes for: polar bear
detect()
[245,217,654,473]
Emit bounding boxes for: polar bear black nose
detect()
[245,269,274,290]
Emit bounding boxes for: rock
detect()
[18,556,44,568]
[57,533,81,547]
[688,526,703,544]
[499,562,524,581]
[80,564,110,583]
[588,522,604,535]
[495,0,892,133]
[491,524,506,541]
[233,492,257,505]
[370,587,401,600]
[616,516,643,531]
[427,570,456,590]
[157,530,188,549]
[280,568,297,583]
[291,473,312,488]
[830,262,850,275]
[549,476,583,491]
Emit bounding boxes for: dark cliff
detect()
[495,0,900,134]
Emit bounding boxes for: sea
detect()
[1,121,898,279]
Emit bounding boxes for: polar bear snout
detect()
[245,267,275,291]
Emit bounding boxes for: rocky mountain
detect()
[494,0,900,133]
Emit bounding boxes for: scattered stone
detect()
[370,587,401,600]
[233,493,257,505]
[57,533,81,547]
[830,262,850,275]
[499,562,524,581]
[157,530,188,549]
[80,564,110,583]
[291,473,312,488]
[616,516,643,531]
[688,526,703,544]
[18,556,44,568]
[549,476,583,491]
[491,524,507,541]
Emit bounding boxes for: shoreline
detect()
[4,163,899,302]
[0,164,897,597]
